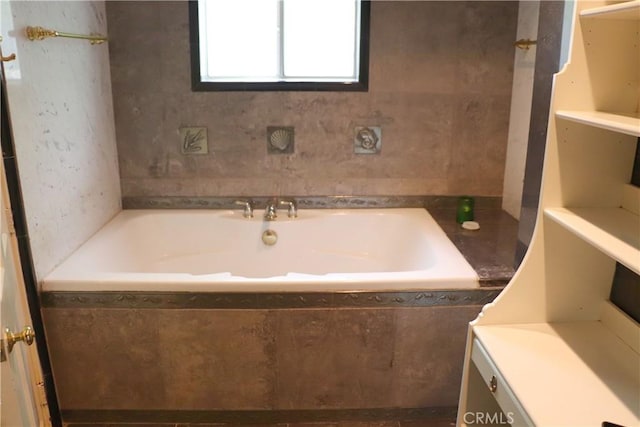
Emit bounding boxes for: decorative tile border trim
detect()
[41,289,502,309]
[122,195,502,210]
[62,406,457,424]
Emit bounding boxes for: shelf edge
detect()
[544,207,640,275]
[556,110,640,137]
[580,0,640,19]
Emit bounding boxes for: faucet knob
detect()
[279,199,297,218]
[234,200,254,218]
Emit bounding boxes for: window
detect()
[189,0,370,91]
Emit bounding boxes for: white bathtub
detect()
[42,208,478,292]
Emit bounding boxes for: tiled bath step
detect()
[65,419,455,427]
[65,418,456,427]
[61,408,457,427]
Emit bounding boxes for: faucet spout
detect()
[279,199,297,218]
[264,199,278,221]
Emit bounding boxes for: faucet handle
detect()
[278,199,297,218]
[234,199,254,218]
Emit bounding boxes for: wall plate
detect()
[354,126,381,154]
[267,126,294,154]
[179,127,208,155]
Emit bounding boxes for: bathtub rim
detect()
[42,207,480,292]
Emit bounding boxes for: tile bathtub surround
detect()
[5,1,121,280]
[65,417,457,427]
[107,1,518,198]
[429,206,519,283]
[62,408,457,425]
[65,416,457,426]
[43,306,480,418]
[41,289,501,310]
[121,195,503,210]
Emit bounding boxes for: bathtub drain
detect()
[262,229,277,246]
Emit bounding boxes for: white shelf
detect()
[580,0,640,20]
[544,207,640,275]
[459,2,640,425]
[556,110,640,137]
[474,321,640,427]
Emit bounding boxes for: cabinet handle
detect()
[489,375,498,393]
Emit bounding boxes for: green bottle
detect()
[456,196,474,224]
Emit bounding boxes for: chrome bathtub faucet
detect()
[264,198,278,221]
[263,198,297,220]
[234,199,254,218]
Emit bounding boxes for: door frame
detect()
[1,59,62,427]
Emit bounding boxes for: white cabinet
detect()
[457,1,640,426]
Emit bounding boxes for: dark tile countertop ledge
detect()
[429,207,519,287]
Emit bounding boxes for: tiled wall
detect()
[2,0,121,280]
[107,1,518,198]
[501,1,539,219]
[43,305,480,416]
[516,1,567,265]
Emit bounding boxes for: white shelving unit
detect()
[545,205,640,275]
[579,0,640,19]
[555,110,640,137]
[457,1,640,426]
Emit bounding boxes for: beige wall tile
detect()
[274,309,395,409]
[448,95,512,196]
[43,308,164,410]
[157,309,276,410]
[391,306,481,407]
[44,305,481,412]
[107,1,518,198]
